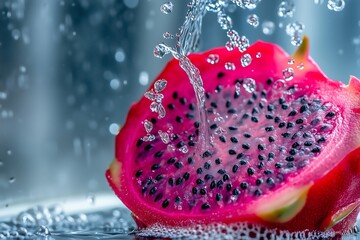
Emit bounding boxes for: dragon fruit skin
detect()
[106,37,360,234]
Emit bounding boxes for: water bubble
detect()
[207,54,220,64]
[154,79,167,92]
[19,66,26,73]
[217,12,232,30]
[114,48,125,63]
[225,41,235,51]
[17,227,27,237]
[286,21,305,36]
[11,29,21,40]
[179,145,188,153]
[327,0,345,11]
[160,2,174,14]
[163,31,174,39]
[283,68,294,80]
[238,36,250,52]
[0,92,7,100]
[109,123,120,135]
[273,79,287,90]
[247,14,259,28]
[34,225,50,236]
[144,90,157,101]
[158,130,170,144]
[314,0,324,4]
[291,34,303,46]
[167,144,176,151]
[288,58,295,65]
[240,54,252,67]
[16,212,36,227]
[278,1,295,17]
[206,0,224,12]
[9,177,15,183]
[224,62,236,71]
[243,78,256,93]
[143,120,153,133]
[297,63,305,70]
[153,43,171,58]
[256,52,261,58]
[262,21,275,35]
[157,104,166,119]
[139,71,149,86]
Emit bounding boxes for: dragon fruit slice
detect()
[106,37,360,234]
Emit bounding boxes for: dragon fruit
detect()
[106,37,360,234]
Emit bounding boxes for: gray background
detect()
[0,0,359,209]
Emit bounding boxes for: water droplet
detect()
[314,0,324,4]
[278,1,295,17]
[143,120,153,133]
[150,102,159,113]
[114,48,126,62]
[288,58,295,65]
[153,43,171,58]
[154,79,167,93]
[247,14,259,27]
[207,54,220,64]
[163,31,174,39]
[11,29,21,40]
[291,34,303,46]
[9,177,15,183]
[225,41,235,51]
[224,62,236,71]
[142,135,155,142]
[243,78,256,93]
[297,63,305,70]
[206,0,224,12]
[110,78,121,90]
[262,21,275,35]
[144,90,157,101]
[256,52,261,58]
[139,71,149,86]
[217,12,232,30]
[0,92,7,100]
[238,36,250,52]
[17,227,27,236]
[157,104,166,119]
[241,53,252,67]
[34,225,50,236]
[160,2,174,14]
[19,66,27,73]
[109,123,120,135]
[167,144,176,152]
[327,0,345,11]
[158,130,170,144]
[282,68,294,80]
[286,21,305,36]
[16,212,36,227]
[273,79,287,90]
[179,145,188,153]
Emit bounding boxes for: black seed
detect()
[192,187,198,194]
[240,182,248,190]
[252,92,258,100]
[230,137,238,143]
[223,174,230,181]
[162,199,169,208]
[228,108,236,114]
[251,116,259,123]
[217,169,226,174]
[176,141,185,148]
[155,175,163,181]
[258,154,265,161]
[174,162,183,169]
[242,113,250,119]
[233,189,240,196]
[225,100,231,108]
[215,85,222,93]
[228,126,238,131]
[183,172,190,180]
[300,104,308,113]
[219,136,226,143]
[154,194,163,202]
[268,152,275,159]
[196,179,204,185]
[242,143,250,150]
[194,122,200,128]
[265,126,274,132]
[296,118,304,124]
[311,146,321,153]
[252,107,259,114]
[317,137,326,143]
[210,180,216,189]
[265,114,273,120]
[288,110,297,117]
[257,144,265,151]
[286,162,295,168]
[279,122,286,128]
[226,183,232,191]
[210,102,218,108]
[292,133,300,140]
[282,132,291,138]
[150,118,157,124]
[258,162,264,169]
[289,149,298,155]
[176,178,183,185]
[267,104,275,111]
[287,122,294,128]
[311,118,320,125]
[304,141,313,146]
[254,189,262,197]
[197,168,203,174]
[204,162,211,169]
[244,133,251,138]
[188,134,195,141]
[154,151,163,158]
[216,193,222,201]
[268,136,275,143]
[266,177,275,185]
[176,116,183,123]
[279,97,286,104]
[136,139,143,147]
[234,91,240,99]
[215,158,221,165]
[205,92,211,99]
[168,178,174,186]
[256,179,263,185]
[259,101,265,109]
[144,144,153,151]
[292,142,300,148]
[204,174,213,180]
[274,116,281,123]
[202,203,210,210]
[149,187,157,195]
[173,134,180,141]
[167,103,175,110]
[228,149,237,155]
[179,97,187,105]
[303,132,311,138]
[275,162,282,168]
[207,109,214,114]
[142,186,147,193]
[232,164,239,173]
[247,99,254,105]
[236,153,244,159]
[285,156,295,162]
[326,111,335,118]
[266,79,273,85]
[247,167,255,176]
[240,160,247,165]
[172,92,178,99]
[189,103,195,111]
[217,72,225,78]
[135,170,143,178]
[151,164,160,170]
[320,125,329,131]
[264,170,273,175]
[187,157,194,164]
[175,196,181,203]
[217,180,223,188]
[200,189,207,195]
[188,141,196,146]
[185,113,194,119]
[203,151,212,158]
[282,104,289,110]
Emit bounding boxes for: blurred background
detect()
[0,0,359,212]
